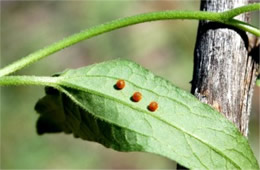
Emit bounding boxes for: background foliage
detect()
[1,1,259,169]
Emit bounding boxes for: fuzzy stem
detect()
[0,76,60,87]
[221,3,260,19]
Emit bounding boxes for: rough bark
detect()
[191,0,259,137]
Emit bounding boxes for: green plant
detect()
[1,3,259,169]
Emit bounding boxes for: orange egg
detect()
[148,101,158,112]
[131,92,142,102]
[115,80,125,90]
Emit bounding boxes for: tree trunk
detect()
[178,0,259,169]
[192,0,259,136]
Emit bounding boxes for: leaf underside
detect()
[35,59,259,169]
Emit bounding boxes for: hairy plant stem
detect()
[221,3,260,19]
[0,76,60,87]
[0,3,259,79]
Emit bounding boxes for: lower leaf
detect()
[35,59,259,169]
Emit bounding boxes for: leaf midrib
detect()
[61,74,213,119]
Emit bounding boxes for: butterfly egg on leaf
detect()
[115,80,125,90]
[148,101,158,112]
[114,79,158,112]
[131,92,142,102]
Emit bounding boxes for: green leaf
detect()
[35,59,259,169]
[256,79,260,87]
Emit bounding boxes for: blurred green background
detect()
[1,1,259,169]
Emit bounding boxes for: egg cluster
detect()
[115,80,158,112]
